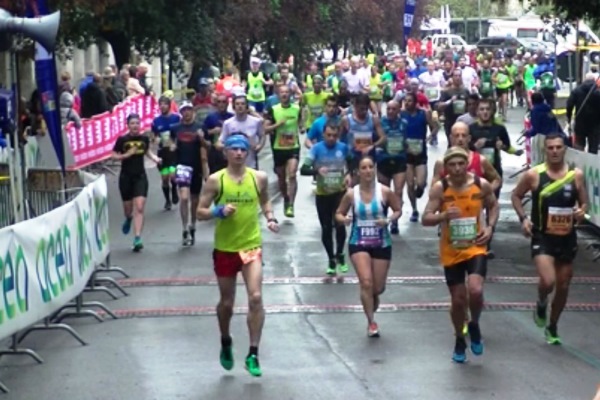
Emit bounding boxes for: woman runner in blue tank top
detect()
[335,156,402,338]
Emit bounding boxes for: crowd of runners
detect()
[109,49,590,376]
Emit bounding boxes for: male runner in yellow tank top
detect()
[197,135,279,377]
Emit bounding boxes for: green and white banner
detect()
[0,175,109,339]
[565,149,600,227]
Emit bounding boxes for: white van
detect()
[427,34,474,51]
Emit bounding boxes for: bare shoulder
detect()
[253,169,269,183]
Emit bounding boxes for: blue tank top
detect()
[349,182,391,247]
[347,113,376,157]
[402,109,428,156]
[381,116,407,161]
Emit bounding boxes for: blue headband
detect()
[225,135,250,151]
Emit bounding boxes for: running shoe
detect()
[534,301,547,328]
[390,220,399,235]
[189,227,196,246]
[164,201,172,211]
[284,205,295,218]
[245,355,262,377]
[336,254,349,273]
[410,210,419,223]
[468,322,484,356]
[220,345,234,371]
[182,230,190,246]
[368,322,380,338]
[132,237,144,252]
[452,336,467,363]
[326,260,336,276]
[545,326,562,345]
[122,217,132,235]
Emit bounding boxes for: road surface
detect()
[1,108,600,400]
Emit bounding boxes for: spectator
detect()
[80,73,109,118]
[102,66,121,109]
[126,67,145,97]
[114,69,129,100]
[527,92,563,138]
[78,71,94,96]
[136,62,151,94]
[60,90,81,128]
[567,72,600,154]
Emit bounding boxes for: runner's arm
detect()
[481,156,502,192]
[430,159,444,186]
[481,179,499,228]
[335,190,353,224]
[574,168,589,217]
[383,186,402,221]
[511,169,534,222]
[425,109,439,136]
[372,115,386,147]
[196,175,219,220]
[299,147,317,176]
[257,171,276,222]
[421,182,446,226]
[264,107,283,132]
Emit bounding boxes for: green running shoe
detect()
[220,345,234,370]
[284,205,295,218]
[534,301,547,328]
[336,253,349,273]
[545,326,562,345]
[326,260,336,276]
[132,237,144,252]
[245,354,262,377]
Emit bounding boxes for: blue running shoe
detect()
[410,210,419,223]
[452,337,467,363]
[468,322,484,356]
[122,217,132,235]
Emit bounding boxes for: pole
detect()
[167,47,173,91]
[8,52,23,223]
[575,20,581,84]
[160,41,166,94]
[478,0,482,40]
[567,51,573,92]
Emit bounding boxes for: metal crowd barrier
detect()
[0,166,128,394]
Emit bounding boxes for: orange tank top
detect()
[439,175,487,267]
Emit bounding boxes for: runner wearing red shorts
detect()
[197,135,279,377]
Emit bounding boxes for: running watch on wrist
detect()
[519,215,528,223]
[267,218,279,224]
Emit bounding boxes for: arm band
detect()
[211,205,226,219]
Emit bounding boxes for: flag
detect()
[26,0,65,173]
[403,0,417,48]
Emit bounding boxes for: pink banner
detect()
[65,95,158,169]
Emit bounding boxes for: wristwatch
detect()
[267,218,279,224]
[519,215,528,223]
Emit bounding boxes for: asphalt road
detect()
[1,107,600,400]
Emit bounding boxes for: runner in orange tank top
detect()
[422,146,499,364]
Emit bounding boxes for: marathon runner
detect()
[112,113,162,252]
[305,95,341,148]
[438,70,470,146]
[377,99,407,234]
[302,75,329,134]
[171,101,209,246]
[197,134,279,377]
[265,85,302,217]
[335,155,402,337]
[402,92,438,222]
[151,96,181,210]
[300,121,351,275]
[217,95,265,169]
[245,57,272,113]
[422,147,498,363]
[203,93,234,173]
[510,133,588,345]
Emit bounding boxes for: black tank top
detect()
[531,164,578,236]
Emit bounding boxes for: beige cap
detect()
[443,146,469,164]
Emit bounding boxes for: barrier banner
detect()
[565,149,600,227]
[0,175,109,339]
[65,95,158,169]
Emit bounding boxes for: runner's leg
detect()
[352,252,376,324]
[549,262,573,329]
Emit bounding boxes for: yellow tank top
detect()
[369,74,382,100]
[214,169,262,252]
[439,176,487,267]
[304,91,329,129]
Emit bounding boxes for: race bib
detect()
[195,108,210,124]
[320,170,344,193]
[480,147,495,163]
[370,86,379,95]
[250,87,263,99]
[278,132,296,148]
[309,105,323,116]
[452,99,466,115]
[498,74,508,85]
[481,82,491,93]
[175,165,194,185]
[159,131,171,147]
[354,134,373,151]
[406,138,423,155]
[387,136,404,155]
[449,217,478,248]
[356,220,384,247]
[425,88,440,101]
[546,207,573,236]
[239,248,262,264]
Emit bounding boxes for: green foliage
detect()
[426,0,493,19]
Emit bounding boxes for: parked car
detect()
[519,38,554,55]
[476,36,527,57]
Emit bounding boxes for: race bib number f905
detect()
[449,217,477,248]
[546,207,573,236]
[175,164,194,185]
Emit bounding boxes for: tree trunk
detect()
[240,42,255,74]
[100,31,131,69]
[331,42,339,61]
